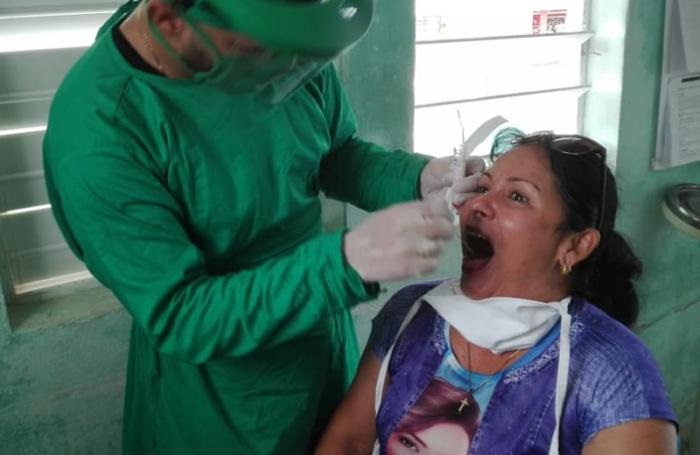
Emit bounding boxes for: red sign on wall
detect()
[532,9,568,34]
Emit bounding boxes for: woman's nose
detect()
[467,191,495,220]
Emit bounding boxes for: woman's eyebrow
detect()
[483,171,541,191]
[508,177,541,192]
[411,433,427,448]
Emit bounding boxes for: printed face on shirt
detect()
[387,422,470,455]
[386,378,479,455]
[459,145,569,301]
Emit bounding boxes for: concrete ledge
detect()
[6,280,122,333]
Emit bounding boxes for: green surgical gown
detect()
[43,6,429,455]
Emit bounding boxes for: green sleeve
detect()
[48,151,374,364]
[318,67,431,211]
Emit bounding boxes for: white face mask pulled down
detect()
[374,279,572,455]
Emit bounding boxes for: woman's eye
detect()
[510,192,528,203]
[398,435,419,451]
[476,186,489,194]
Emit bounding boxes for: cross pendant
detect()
[458,397,470,413]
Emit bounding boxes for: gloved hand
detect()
[344,200,454,282]
[420,156,486,208]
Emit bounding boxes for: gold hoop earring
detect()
[560,263,572,275]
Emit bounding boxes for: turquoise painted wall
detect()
[614,0,700,447]
[339,0,415,151]
[339,0,465,349]
[340,0,422,348]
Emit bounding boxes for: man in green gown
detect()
[43,0,483,452]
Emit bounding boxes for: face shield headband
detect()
[143,0,372,103]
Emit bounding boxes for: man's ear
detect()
[557,228,601,269]
[147,0,187,39]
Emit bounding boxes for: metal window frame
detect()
[414,1,593,134]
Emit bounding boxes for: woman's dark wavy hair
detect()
[491,130,642,327]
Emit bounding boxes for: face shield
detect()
[150,0,374,103]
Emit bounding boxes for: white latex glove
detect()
[344,200,454,282]
[420,156,486,209]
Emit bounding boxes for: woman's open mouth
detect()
[462,229,494,272]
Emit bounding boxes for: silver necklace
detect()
[460,340,521,410]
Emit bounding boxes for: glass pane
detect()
[1,209,67,253]
[0,10,114,53]
[0,48,85,95]
[0,97,51,131]
[0,175,48,212]
[13,244,86,286]
[413,90,585,158]
[0,1,119,11]
[415,36,587,106]
[0,130,47,212]
[0,131,44,177]
[0,209,86,288]
[416,0,587,41]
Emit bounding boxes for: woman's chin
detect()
[460,257,494,298]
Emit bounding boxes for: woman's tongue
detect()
[462,231,494,272]
[463,257,490,271]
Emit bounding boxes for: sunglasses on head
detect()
[549,135,608,232]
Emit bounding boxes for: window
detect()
[414,0,592,158]
[0,2,120,303]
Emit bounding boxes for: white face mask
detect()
[374,278,572,455]
[421,279,571,354]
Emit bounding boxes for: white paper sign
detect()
[669,74,700,166]
[654,0,700,169]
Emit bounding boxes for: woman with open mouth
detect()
[315,131,677,455]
